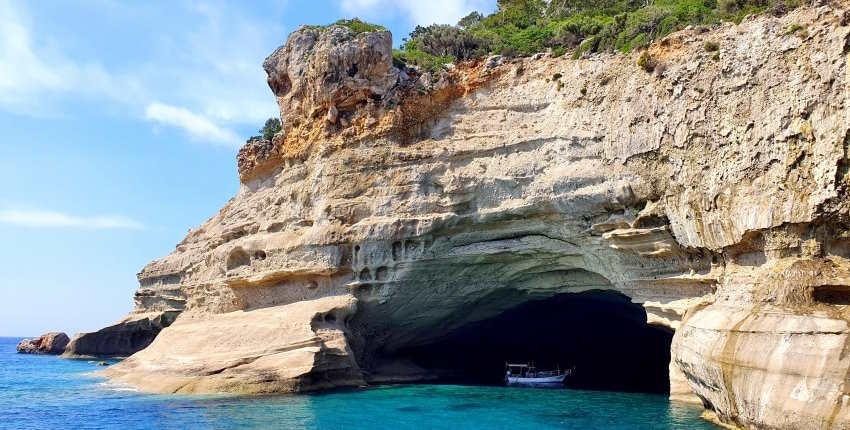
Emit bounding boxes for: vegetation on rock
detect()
[307,18,387,35]
[332,18,387,34]
[391,0,802,70]
[248,118,282,143]
[637,50,656,71]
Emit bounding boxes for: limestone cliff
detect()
[99,4,850,429]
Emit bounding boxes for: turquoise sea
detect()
[0,337,717,429]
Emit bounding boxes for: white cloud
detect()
[0,0,278,144]
[0,0,68,114]
[0,210,143,230]
[145,102,242,148]
[148,1,281,125]
[0,0,144,116]
[340,0,492,26]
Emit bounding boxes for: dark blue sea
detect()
[0,337,717,429]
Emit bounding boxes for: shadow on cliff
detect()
[392,290,673,394]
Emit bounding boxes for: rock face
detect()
[102,6,850,430]
[104,296,362,393]
[17,332,70,355]
[263,25,399,133]
[64,311,179,358]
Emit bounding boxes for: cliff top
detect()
[237,0,839,184]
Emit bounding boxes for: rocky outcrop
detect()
[104,296,363,393]
[237,24,496,183]
[263,25,400,135]
[17,332,69,355]
[99,5,850,429]
[64,311,179,358]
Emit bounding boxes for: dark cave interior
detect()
[393,290,673,394]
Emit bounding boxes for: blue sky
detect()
[0,0,496,337]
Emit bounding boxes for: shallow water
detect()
[0,337,717,429]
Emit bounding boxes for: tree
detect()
[404,24,488,60]
[458,11,484,28]
[260,118,281,141]
[247,117,282,143]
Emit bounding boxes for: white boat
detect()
[505,363,573,387]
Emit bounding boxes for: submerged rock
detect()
[16,332,70,355]
[96,4,850,430]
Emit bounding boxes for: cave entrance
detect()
[393,290,673,394]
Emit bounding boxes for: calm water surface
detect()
[0,337,717,429]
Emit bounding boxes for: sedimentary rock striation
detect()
[17,332,69,355]
[99,4,850,429]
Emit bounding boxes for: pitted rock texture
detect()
[17,332,69,355]
[102,4,850,429]
[238,23,498,183]
[264,25,399,131]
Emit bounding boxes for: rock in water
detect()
[17,332,70,355]
[95,5,850,430]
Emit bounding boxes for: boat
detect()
[505,362,573,387]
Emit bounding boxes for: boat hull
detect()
[506,374,566,387]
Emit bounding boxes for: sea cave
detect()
[378,290,673,394]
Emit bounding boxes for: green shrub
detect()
[403,24,487,60]
[392,48,455,74]
[261,118,281,141]
[785,23,804,34]
[247,118,282,142]
[333,18,386,34]
[458,11,485,28]
[572,35,599,59]
[637,51,656,72]
[378,0,804,74]
[785,23,807,38]
[704,41,720,51]
[551,46,567,57]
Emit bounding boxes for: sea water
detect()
[0,337,717,429]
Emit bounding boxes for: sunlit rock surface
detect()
[17,332,69,355]
[101,5,850,429]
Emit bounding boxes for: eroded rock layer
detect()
[65,311,179,358]
[102,5,850,429]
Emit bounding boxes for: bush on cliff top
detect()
[333,18,387,34]
[389,0,802,71]
[247,118,281,143]
[248,0,803,141]
[307,18,387,35]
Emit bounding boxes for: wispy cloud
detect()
[0,0,279,145]
[0,209,143,230]
[145,102,241,148]
[0,0,143,116]
[339,0,492,26]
